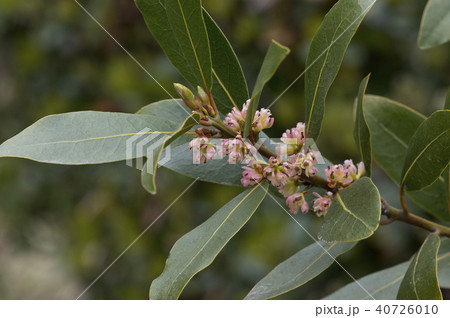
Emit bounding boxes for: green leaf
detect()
[243,40,290,137]
[438,237,450,288]
[364,95,449,221]
[0,112,177,164]
[245,241,356,300]
[353,74,372,177]
[397,234,442,300]
[136,99,196,148]
[305,0,376,141]
[141,113,201,194]
[135,0,212,90]
[136,99,189,124]
[150,182,269,299]
[318,177,380,243]
[203,10,249,114]
[325,238,450,299]
[418,0,450,49]
[401,110,450,191]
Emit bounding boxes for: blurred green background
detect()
[0,0,449,299]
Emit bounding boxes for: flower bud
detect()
[197,86,210,106]
[174,83,201,110]
[252,108,274,133]
[286,192,309,214]
[312,192,333,217]
[204,105,216,117]
[174,83,194,101]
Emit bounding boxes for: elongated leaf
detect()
[135,0,212,90]
[305,0,376,141]
[203,10,249,114]
[353,74,372,177]
[141,113,201,194]
[136,99,189,124]
[418,0,450,49]
[397,234,442,300]
[150,182,269,299]
[364,95,449,221]
[0,112,177,164]
[166,0,212,90]
[318,177,380,242]
[401,110,450,191]
[325,238,450,299]
[245,241,355,300]
[326,262,407,300]
[243,40,290,137]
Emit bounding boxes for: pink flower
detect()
[325,160,365,188]
[189,137,217,163]
[221,137,254,164]
[301,151,319,177]
[357,162,365,179]
[312,192,333,217]
[286,192,309,214]
[263,157,289,187]
[325,164,353,188]
[253,108,274,133]
[223,100,250,133]
[280,122,306,154]
[189,137,209,151]
[241,159,265,187]
[278,180,299,197]
[284,150,320,178]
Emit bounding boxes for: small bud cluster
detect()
[188,100,273,165]
[325,160,365,189]
[174,84,216,120]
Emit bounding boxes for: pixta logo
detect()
[126,128,171,173]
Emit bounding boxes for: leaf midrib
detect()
[336,193,372,231]
[361,252,450,299]
[306,18,344,138]
[167,185,264,298]
[258,243,336,299]
[401,129,450,186]
[1,131,194,148]
[212,68,238,109]
[176,0,209,91]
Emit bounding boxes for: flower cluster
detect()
[279,122,306,155]
[325,160,365,188]
[312,192,333,217]
[189,137,216,164]
[221,136,255,164]
[224,100,274,134]
[239,121,365,216]
[185,95,366,218]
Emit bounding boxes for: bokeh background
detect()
[0,0,449,299]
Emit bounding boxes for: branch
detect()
[381,199,450,238]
